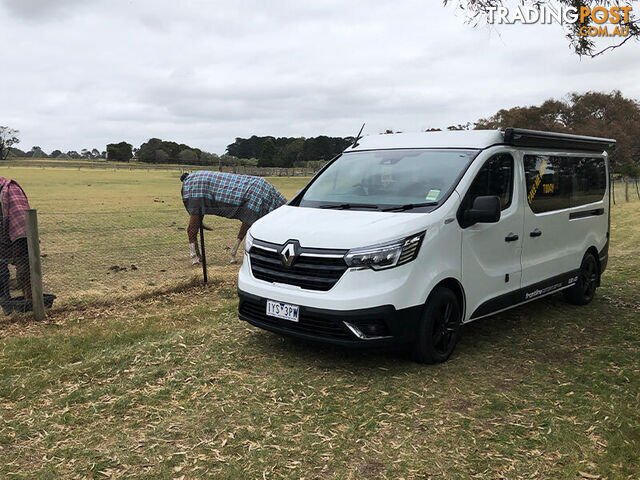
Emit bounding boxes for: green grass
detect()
[0,166,307,307]
[0,167,638,478]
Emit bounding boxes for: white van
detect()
[238,128,614,363]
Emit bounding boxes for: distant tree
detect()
[155,149,169,163]
[424,127,442,132]
[178,149,198,164]
[199,151,219,166]
[67,150,81,159]
[475,90,640,172]
[444,0,639,57]
[447,123,471,131]
[0,126,20,161]
[50,149,63,158]
[28,146,48,158]
[8,147,27,157]
[258,138,277,167]
[106,142,133,162]
[91,148,101,158]
[80,149,91,159]
[279,138,304,167]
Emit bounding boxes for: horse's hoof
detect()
[230,257,238,265]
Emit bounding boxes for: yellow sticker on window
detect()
[527,159,547,204]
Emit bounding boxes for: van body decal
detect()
[470,269,581,320]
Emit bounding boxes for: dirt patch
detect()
[358,458,386,478]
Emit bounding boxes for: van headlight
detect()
[245,232,254,253]
[344,232,425,271]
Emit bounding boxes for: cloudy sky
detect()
[1,0,639,155]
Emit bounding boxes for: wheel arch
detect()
[431,277,466,321]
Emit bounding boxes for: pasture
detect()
[0,165,638,479]
[0,166,305,307]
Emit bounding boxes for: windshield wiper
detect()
[382,202,439,212]
[318,203,380,210]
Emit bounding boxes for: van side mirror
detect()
[464,195,501,225]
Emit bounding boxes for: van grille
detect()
[249,241,348,291]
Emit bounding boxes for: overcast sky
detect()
[1,0,638,155]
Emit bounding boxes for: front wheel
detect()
[564,252,599,306]
[411,287,461,364]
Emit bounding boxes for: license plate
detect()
[266,300,299,322]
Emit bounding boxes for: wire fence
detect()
[612,178,640,204]
[0,207,247,316]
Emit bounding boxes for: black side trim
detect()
[470,269,581,320]
[504,128,616,152]
[569,208,605,220]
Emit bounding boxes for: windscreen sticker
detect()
[425,189,440,201]
[527,159,547,204]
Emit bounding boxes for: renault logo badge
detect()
[280,242,298,267]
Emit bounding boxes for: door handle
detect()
[530,228,542,238]
[505,233,519,242]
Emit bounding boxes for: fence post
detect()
[612,179,616,205]
[25,209,45,320]
[635,179,640,200]
[199,215,207,284]
[625,180,629,202]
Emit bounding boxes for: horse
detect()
[181,171,287,264]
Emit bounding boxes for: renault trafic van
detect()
[238,128,614,363]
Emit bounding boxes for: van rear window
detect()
[524,155,606,214]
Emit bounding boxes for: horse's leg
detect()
[230,222,250,264]
[187,214,202,264]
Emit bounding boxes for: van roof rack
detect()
[504,128,615,152]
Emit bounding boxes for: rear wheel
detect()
[564,252,599,305]
[411,287,461,364]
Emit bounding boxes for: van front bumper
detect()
[238,289,422,347]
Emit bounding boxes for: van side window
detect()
[524,155,606,213]
[572,157,607,206]
[524,155,572,213]
[462,153,514,212]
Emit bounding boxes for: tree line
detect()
[2,90,639,174]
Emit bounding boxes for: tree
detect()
[50,149,63,158]
[178,149,198,164]
[444,0,639,57]
[28,146,48,158]
[258,138,277,167]
[91,148,101,158]
[475,90,640,172]
[106,142,133,162]
[0,126,20,161]
[279,138,305,167]
[67,150,81,159]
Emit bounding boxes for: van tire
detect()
[411,287,461,364]
[564,252,599,306]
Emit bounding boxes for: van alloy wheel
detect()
[581,255,598,300]
[432,300,458,356]
[412,287,461,364]
[564,252,599,306]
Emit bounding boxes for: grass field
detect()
[0,166,306,308]
[0,167,638,479]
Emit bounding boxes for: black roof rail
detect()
[504,128,615,152]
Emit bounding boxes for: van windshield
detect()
[299,149,478,211]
